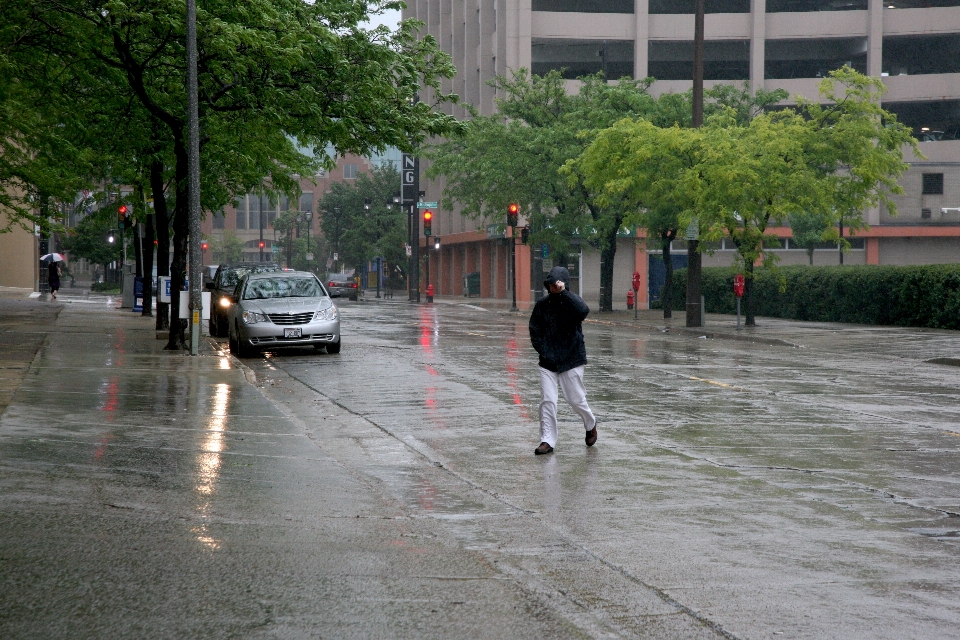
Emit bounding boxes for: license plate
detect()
[283,328,302,338]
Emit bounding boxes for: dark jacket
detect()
[529,266,590,373]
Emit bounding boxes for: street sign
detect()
[401,154,416,204]
[417,201,437,208]
[333,252,338,261]
[541,244,549,259]
[305,253,314,261]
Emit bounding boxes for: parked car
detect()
[206,262,281,337]
[325,273,359,301]
[227,271,341,358]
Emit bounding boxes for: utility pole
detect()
[186,0,202,355]
[686,0,705,328]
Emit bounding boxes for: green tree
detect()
[788,209,834,265]
[60,207,122,271]
[6,0,459,347]
[577,68,917,326]
[209,230,244,264]
[317,163,405,277]
[429,71,683,311]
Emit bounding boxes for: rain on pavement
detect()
[1,291,958,639]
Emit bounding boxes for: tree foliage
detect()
[5,0,459,345]
[577,68,917,325]
[317,163,406,276]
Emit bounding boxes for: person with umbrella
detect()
[41,253,64,299]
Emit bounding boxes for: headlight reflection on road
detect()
[193,382,230,550]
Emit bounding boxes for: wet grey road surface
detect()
[1,292,959,639]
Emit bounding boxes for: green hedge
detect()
[666,265,960,330]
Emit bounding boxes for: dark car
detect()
[206,262,282,337]
[325,273,359,301]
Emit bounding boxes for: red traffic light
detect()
[258,240,265,249]
[201,242,209,251]
[423,211,433,221]
[117,205,128,215]
[423,210,433,236]
[508,203,519,215]
[507,203,519,227]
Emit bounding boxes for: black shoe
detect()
[534,442,554,455]
[585,422,597,447]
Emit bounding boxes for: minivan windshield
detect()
[243,277,325,300]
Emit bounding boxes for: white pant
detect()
[538,366,596,448]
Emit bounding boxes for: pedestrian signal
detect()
[520,225,530,244]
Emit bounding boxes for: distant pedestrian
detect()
[528,266,597,455]
[47,261,61,299]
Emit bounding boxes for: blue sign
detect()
[541,244,549,259]
[133,277,144,313]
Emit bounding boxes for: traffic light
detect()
[201,241,209,252]
[423,210,433,236]
[107,230,116,244]
[521,225,531,244]
[258,240,265,249]
[507,203,519,227]
[117,204,128,230]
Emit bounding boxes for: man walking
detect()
[529,266,597,455]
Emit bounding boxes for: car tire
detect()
[235,329,252,358]
[326,339,341,354]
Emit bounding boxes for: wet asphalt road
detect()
[1,293,959,639]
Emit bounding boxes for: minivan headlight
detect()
[313,306,339,321]
[242,310,269,324]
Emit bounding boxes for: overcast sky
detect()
[362,8,401,31]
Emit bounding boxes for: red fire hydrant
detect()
[626,290,634,310]
[426,283,434,303]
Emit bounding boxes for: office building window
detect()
[533,0,633,11]
[212,209,225,230]
[235,197,246,229]
[767,0,866,11]
[532,38,634,80]
[299,192,313,214]
[651,0,749,12]
[248,194,261,230]
[882,100,960,141]
[883,35,960,77]
[765,37,866,80]
[344,164,359,179]
[923,173,944,195]
[649,40,749,81]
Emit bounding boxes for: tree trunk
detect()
[597,221,620,313]
[141,209,155,317]
[165,139,189,350]
[662,231,675,319]
[151,159,170,330]
[744,261,756,327]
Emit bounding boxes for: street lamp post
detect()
[305,210,312,273]
[364,197,372,296]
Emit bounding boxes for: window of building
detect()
[650,0,749,12]
[299,192,313,214]
[248,194,261,230]
[884,0,960,7]
[235,197,246,230]
[532,38,634,80]
[765,37,867,80]
[923,173,945,195]
[648,40,750,81]
[212,210,225,230]
[343,164,359,179]
[533,0,634,11]
[767,0,866,11]
[883,34,960,77]
[882,100,960,141]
